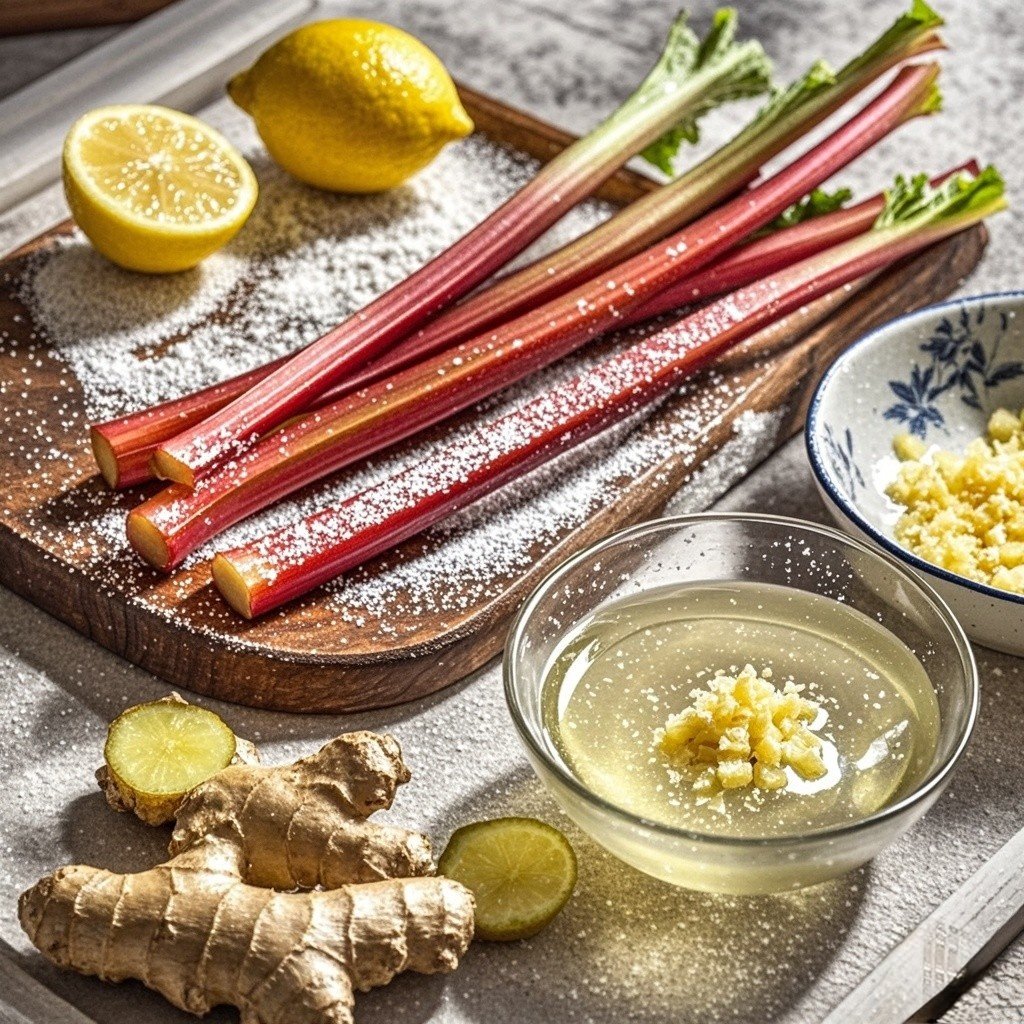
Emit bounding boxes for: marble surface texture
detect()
[1,1,1023,1021]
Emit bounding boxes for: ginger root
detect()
[19,732,474,1024]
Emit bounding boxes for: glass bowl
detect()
[503,513,978,894]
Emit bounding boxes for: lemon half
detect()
[63,104,258,273]
[228,19,473,193]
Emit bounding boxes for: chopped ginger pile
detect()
[887,407,1024,594]
[656,665,827,792]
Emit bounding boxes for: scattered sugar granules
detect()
[12,116,781,636]
[21,125,608,423]
[888,407,1024,593]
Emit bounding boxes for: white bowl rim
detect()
[807,289,1024,610]
[503,511,978,849]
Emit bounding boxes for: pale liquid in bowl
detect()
[541,581,940,838]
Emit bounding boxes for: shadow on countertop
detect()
[406,762,869,1024]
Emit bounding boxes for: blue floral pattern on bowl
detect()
[821,423,865,501]
[806,292,1024,656]
[883,305,1024,437]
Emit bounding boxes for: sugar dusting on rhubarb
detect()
[3,123,785,645]
[19,130,578,422]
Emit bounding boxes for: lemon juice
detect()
[541,581,940,838]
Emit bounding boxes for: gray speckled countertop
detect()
[2,2,1024,1022]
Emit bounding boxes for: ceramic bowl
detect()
[504,514,977,894]
[807,292,1024,655]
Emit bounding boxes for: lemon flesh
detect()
[104,699,237,803]
[63,105,257,273]
[438,817,577,941]
[228,19,473,193]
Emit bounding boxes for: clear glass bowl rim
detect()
[503,511,979,849]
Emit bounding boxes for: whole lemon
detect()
[228,19,473,193]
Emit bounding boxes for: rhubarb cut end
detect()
[212,555,254,619]
[127,512,173,572]
[152,448,195,489]
[90,427,121,489]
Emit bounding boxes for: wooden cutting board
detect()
[0,86,987,713]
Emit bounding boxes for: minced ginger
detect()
[656,665,827,792]
[887,407,1024,594]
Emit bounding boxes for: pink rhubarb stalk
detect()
[361,0,946,366]
[211,166,1006,618]
[94,187,864,491]
[148,11,772,487]
[95,184,864,491]
[92,1,944,490]
[90,355,292,488]
[619,160,977,322]
[127,65,941,571]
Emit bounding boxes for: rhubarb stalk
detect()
[92,177,849,491]
[149,10,772,487]
[622,163,974,322]
[211,167,1006,618]
[369,0,945,364]
[127,65,941,571]
[90,355,292,488]
[91,0,943,489]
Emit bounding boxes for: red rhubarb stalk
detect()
[90,355,292,488]
[94,169,963,493]
[148,11,772,487]
[127,65,941,570]
[96,186,860,490]
[363,0,946,364]
[96,184,862,490]
[211,166,1006,618]
[620,161,977,322]
[92,1,944,490]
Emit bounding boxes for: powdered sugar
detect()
[21,123,610,423]
[11,126,779,639]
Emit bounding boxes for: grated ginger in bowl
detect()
[887,407,1024,594]
[656,665,827,792]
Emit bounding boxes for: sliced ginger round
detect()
[438,817,577,941]
[63,104,257,273]
[103,694,237,824]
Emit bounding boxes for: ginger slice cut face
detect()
[439,817,577,941]
[100,693,239,825]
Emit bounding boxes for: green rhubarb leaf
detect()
[768,186,855,231]
[685,1,945,186]
[637,8,773,175]
[838,0,945,85]
[722,59,836,155]
[875,166,1006,231]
